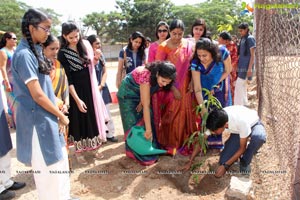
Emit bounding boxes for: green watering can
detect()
[126,126,176,156]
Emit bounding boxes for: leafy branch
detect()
[183,88,223,157]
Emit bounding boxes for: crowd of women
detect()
[115,18,251,165]
[0,7,255,199]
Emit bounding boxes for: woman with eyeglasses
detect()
[58,22,109,165]
[11,8,73,199]
[147,21,170,63]
[0,32,18,128]
[154,19,197,153]
[147,21,170,142]
[116,31,146,89]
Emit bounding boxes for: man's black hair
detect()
[219,31,231,41]
[206,109,228,131]
[238,22,250,56]
[238,22,249,29]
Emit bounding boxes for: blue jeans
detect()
[219,121,266,166]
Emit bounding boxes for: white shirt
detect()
[224,105,259,138]
[205,105,259,138]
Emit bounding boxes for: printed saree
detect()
[117,70,160,165]
[154,39,197,153]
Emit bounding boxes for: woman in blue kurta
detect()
[191,38,232,107]
[117,61,176,165]
[12,8,71,200]
[191,38,232,149]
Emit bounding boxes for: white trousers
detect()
[31,128,71,200]
[105,104,115,138]
[0,151,13,193]
[234,77,248,106]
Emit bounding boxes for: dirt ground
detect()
[8,67,284,200]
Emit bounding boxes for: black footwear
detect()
[239,162,251,174]
[7,181,26,190]
[0,190,15,200]
[106,137,118,143]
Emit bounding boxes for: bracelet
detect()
[221,163,230,170]
[194,89,201,93]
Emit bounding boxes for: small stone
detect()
[226,176,253,199]
[117,186,122,191]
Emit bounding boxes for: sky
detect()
[19,0,202,22]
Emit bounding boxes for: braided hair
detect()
[21,8,52,74]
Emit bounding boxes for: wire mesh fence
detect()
[255,0,300,199]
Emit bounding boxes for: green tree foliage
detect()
[170,4,203,36]
[37,7,62,36]
[127,0,174,40]
[82,0,253,44]
[0,0,61,37]
[172,0,253,39]
[82,11,126,44]
[0,0,26,37]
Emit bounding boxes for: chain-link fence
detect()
[255,0,300,199]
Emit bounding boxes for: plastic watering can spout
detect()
[126,126,175,156]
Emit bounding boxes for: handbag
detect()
[121,48,127,80]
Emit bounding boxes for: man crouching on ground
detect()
[181,105,266,178]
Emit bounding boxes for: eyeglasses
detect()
[158,29,168,33]
[38,26,51,33]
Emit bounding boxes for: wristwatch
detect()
[221,163,230,170]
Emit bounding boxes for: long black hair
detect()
[60,22,90,66]
[191,18,207,38]
[86,34,98,46]
[127,31,146,60]
[145,61,176,90]
[0,32,15,49]
[21,8,52,74]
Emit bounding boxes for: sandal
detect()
[76,155,88,165]
[94,152,104,159]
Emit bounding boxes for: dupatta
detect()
[83,40,110,141]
